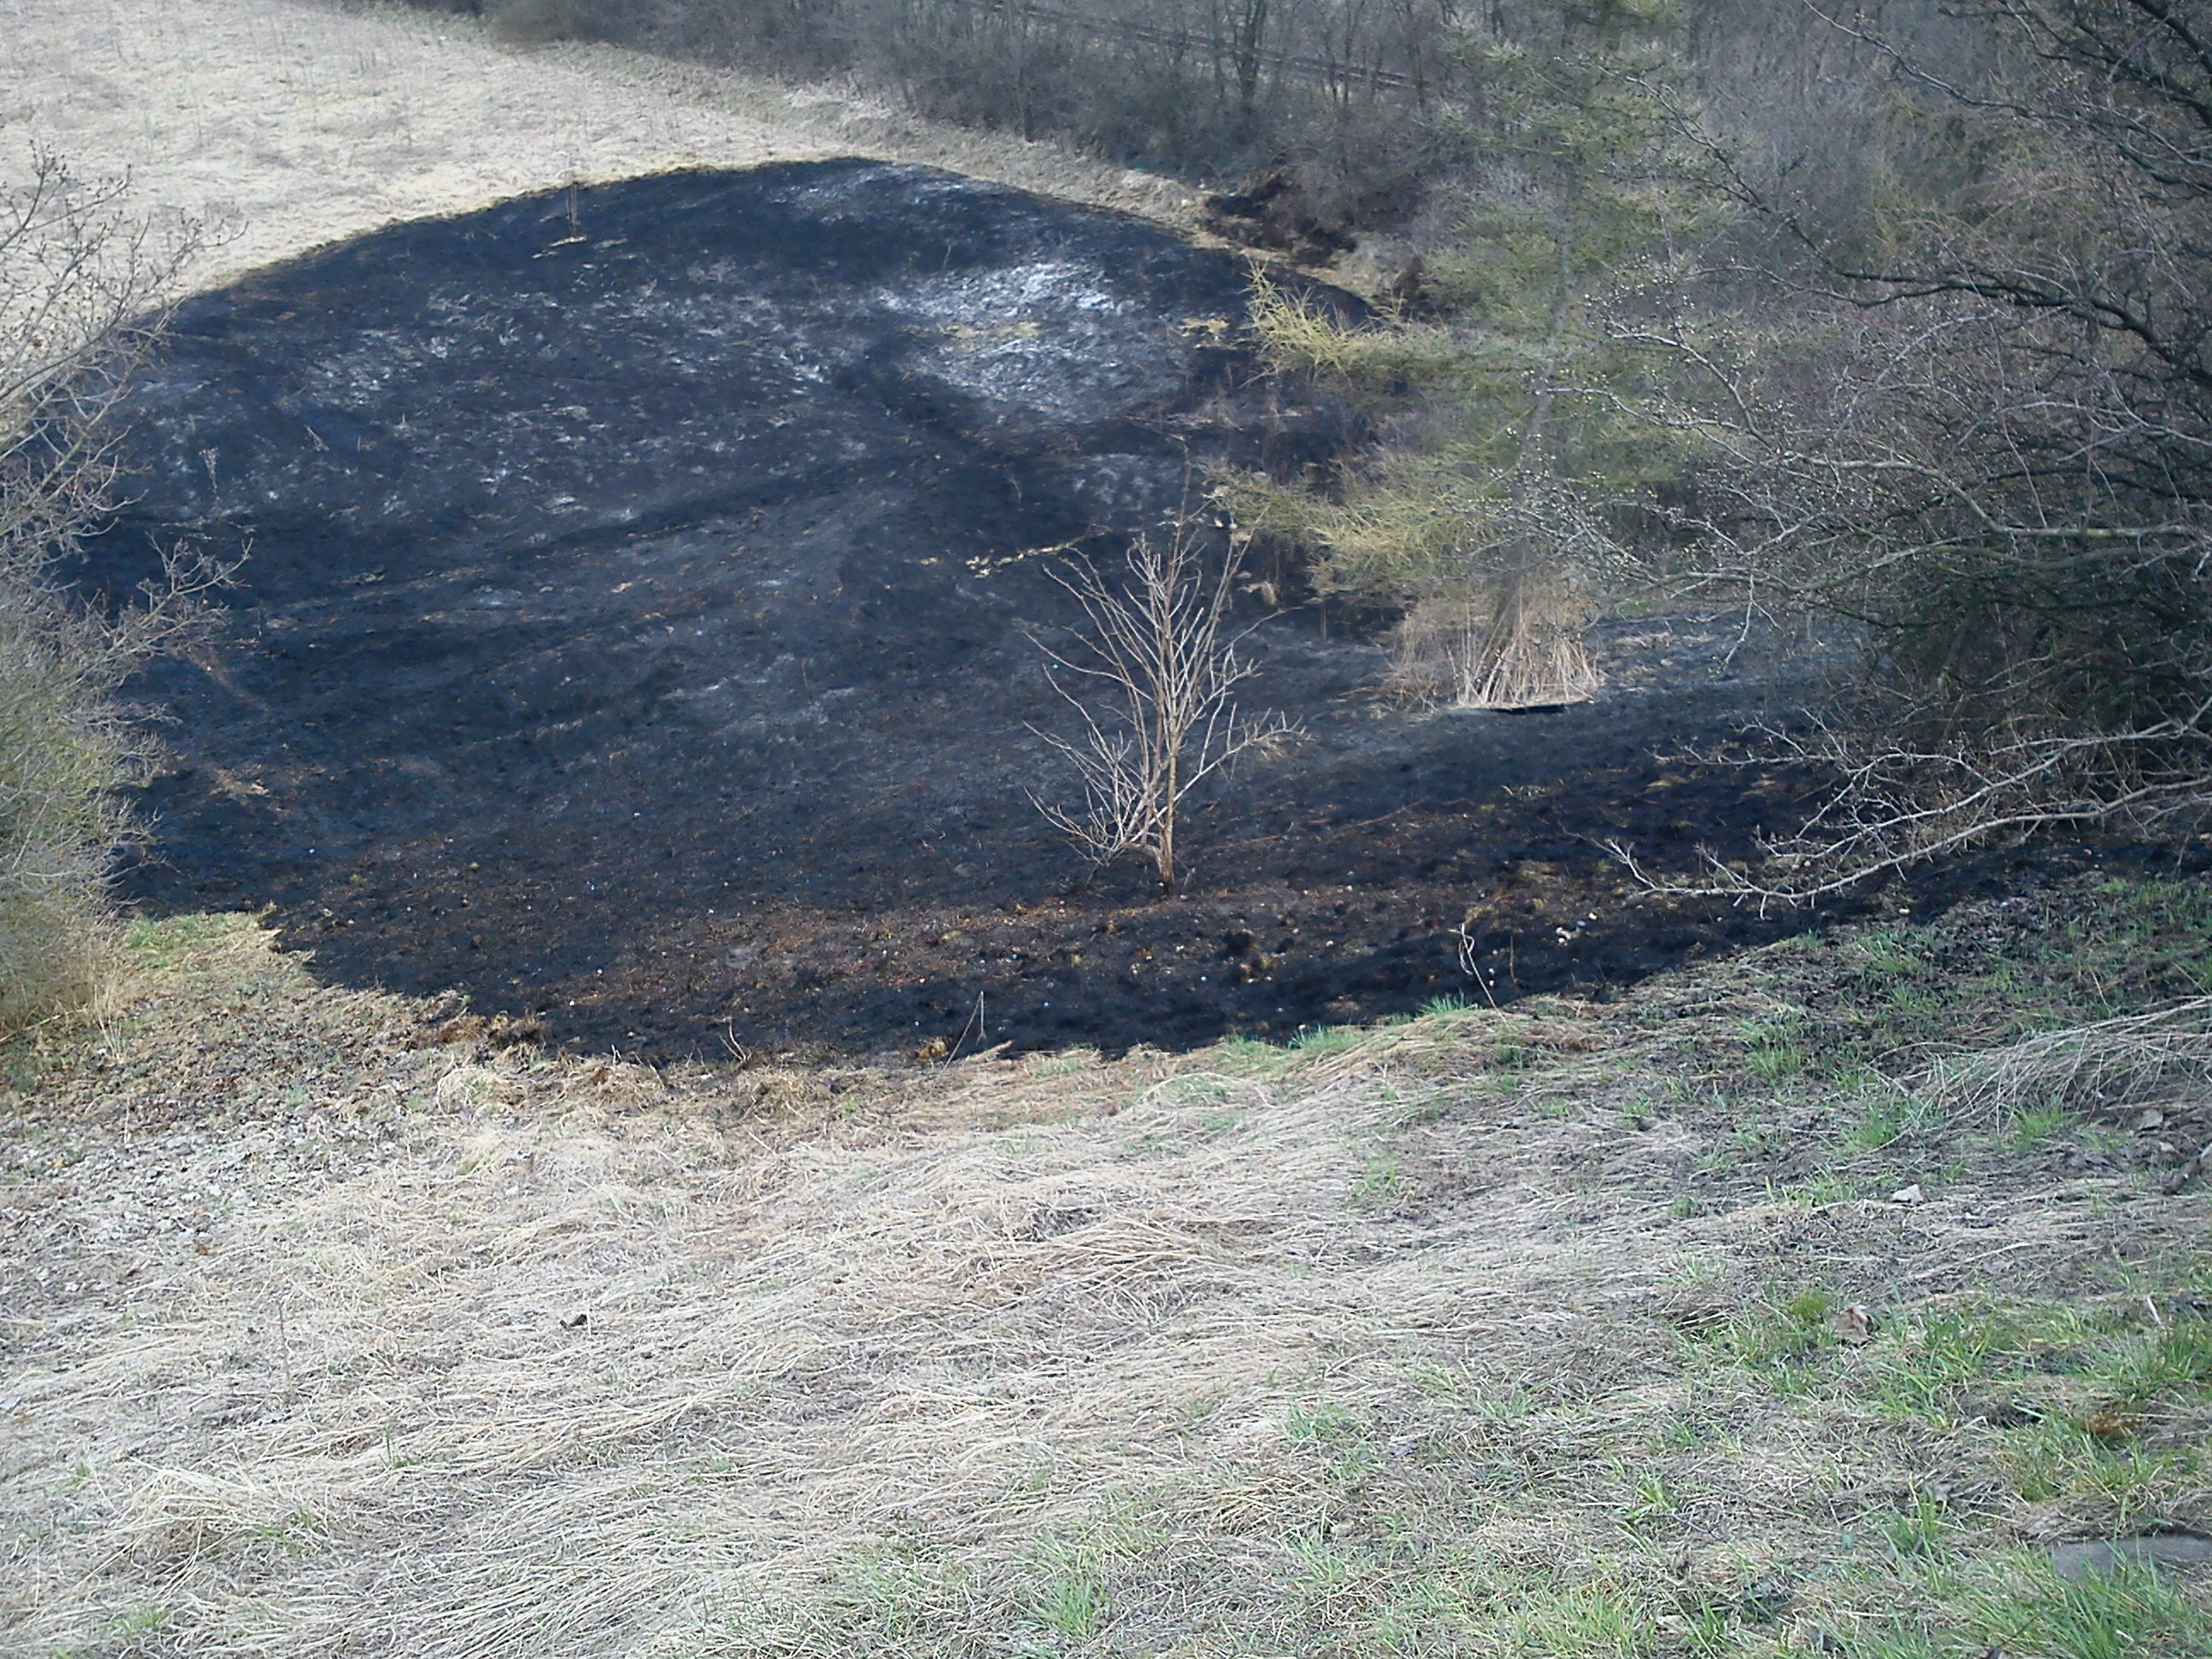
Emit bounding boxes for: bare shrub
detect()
[1,151,212,1036]
[486,0,598,45]
[1029,519,1298,895]
[1607,3,2212,900]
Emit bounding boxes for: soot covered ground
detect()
[93,162,1922,1059]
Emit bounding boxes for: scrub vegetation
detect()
[0,153,213,1038]
[1225,2,2212,893]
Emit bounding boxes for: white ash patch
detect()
[880,260,1183,430]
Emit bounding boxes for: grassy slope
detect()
[3,874,2208,1657]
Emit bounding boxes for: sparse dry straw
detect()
[1927,994,2212,1123]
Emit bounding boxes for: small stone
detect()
[1831,1303,1877,1345]
[2051,1533,2212,1581]
[1891,1183,1924,1204]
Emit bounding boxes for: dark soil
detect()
[84,161,1988,1062]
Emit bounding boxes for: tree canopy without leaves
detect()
[1624,1,2212,896]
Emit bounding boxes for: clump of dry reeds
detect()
[1388,568,1600,711]
[1926,995,2212,1125]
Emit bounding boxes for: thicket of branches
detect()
[431,0,1464,219]
[1637,1,2212,894]
[415,2,1899,220]
[1219,1,2212,888]
[1,154,210,1035]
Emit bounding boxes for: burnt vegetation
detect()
[425,0,2212,893]
[9,2,2212,1054]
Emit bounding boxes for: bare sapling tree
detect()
[2,148,217,1033]
[1029,518,1299,895]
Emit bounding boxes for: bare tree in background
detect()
[1613,1,2212,901]
[1030,520,1299,895]
[1,149,217,1032]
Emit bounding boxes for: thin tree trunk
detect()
[1235,0,1270,137]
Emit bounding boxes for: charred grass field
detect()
[74,147,1931,1065]
[3,3,2211,1656]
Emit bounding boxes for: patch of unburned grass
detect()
[1593,873,2212,1222]
[1214,1032,1292,1074]
[12,876,2212,1659]
[123,910,250,965]
[1289,1023,1363,1057]
[1350,1150,1402,1207]
[1834,1552,2211,1659]
[1739,1017,1807,1084]
[1697,1278,2212,1542]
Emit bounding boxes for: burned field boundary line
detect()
[90,161,1932,1060]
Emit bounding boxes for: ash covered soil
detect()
[89,161,1965,1059]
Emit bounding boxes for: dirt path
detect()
[0,0,1202,291]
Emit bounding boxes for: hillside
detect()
[3,3,2210,1655]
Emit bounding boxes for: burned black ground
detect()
[86,162,2018,1060]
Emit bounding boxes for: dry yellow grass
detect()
[3,900,2208,1656]
[0,0,1208,293]
[0,918,1608,1652]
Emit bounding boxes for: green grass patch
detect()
[1837,1551,2212,1659]
[122,911,249,969]
[1289,1024,1363,1057]
[1739,1019,1807,1083]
